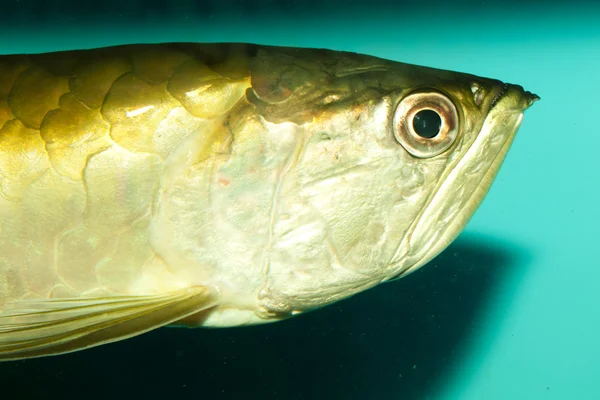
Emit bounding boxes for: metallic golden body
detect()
[0,43,537,360]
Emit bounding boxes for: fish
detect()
[0,43,538,360]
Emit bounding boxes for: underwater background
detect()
[0,0,598,399]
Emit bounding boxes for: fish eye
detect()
[413,109,442,138]
[393,91,459,158]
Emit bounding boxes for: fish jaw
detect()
[387,84,539,279]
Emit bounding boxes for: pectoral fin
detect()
[0,286,214,361]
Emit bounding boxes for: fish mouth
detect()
[489,83,509,109]
[491,83,540,112]
[386,83,538,281]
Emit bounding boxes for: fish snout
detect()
[492,83,540,112]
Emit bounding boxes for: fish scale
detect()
[0,44,249,298]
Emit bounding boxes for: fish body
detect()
[0,43,537,359]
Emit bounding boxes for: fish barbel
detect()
[0,43,538,360]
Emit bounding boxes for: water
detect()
[0,1,598,399]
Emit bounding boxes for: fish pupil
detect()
[412,109,441,138]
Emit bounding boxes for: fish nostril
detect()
[470,82,485,107]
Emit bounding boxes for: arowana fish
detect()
[0,43,538,360]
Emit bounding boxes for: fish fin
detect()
[0,286,215,361]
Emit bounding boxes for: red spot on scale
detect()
[218,177,230,187]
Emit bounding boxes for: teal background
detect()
[0,1,599,399]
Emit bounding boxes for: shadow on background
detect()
[0,233,531,400]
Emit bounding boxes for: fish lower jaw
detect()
[387,111,523,280]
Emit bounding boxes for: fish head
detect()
[246,47,538,317]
